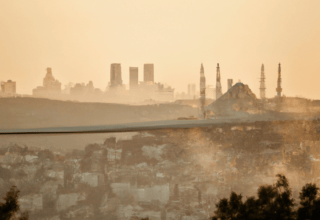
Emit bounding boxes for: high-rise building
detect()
[188,84,196,99]
[33,68,61,97]
[216,63,222,100]
[276,63,282,97]
[110,63,123,87]
[43,68,61,91]
[227,79,233,90]
[200,63,206,117]
[1,80,16,96]
[129,67,139,89]
[143,64,154,83]
[260,64,266,99]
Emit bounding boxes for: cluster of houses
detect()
[1,120,320,219]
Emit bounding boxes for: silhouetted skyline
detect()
[1,0,320,99]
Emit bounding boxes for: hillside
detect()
[0,97,198,129]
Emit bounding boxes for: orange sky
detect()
[1,0,320,99]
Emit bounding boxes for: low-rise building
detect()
[1,80,16,96]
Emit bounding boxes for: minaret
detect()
[276,63,282,97]
[227,79,233,90]
[216,63,222,100]
[260,64,266,99]
[200,63,206,117]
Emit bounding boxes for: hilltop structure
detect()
[0,80,16,97]
[276,63,282,97]
[206,82,259,117]
[70,81,99,96]
[216,63,222,99]
[260,64,266,99]
[32,68,61,97]
[200,63,206,117]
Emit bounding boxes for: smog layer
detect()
[1,117,320,219]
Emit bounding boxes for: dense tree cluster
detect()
[0,186,29,220]
[211,174,320,220]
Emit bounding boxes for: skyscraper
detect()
[260,64,266,99]
[143,64,154,83]
[129,67,139,89]
[200,63,206,117]
[216,63,222,100]
[110,63,123,87]
[276,63,282,97]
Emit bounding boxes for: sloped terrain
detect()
[0,97,198,129]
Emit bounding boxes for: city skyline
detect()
[2,62,290,100]
[1,0,320,99]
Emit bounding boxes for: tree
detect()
[297,183,320,220]
[0,186,29,220]
[257,174,295,220]
[211,174,295,220]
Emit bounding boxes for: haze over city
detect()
[1,0,320,99]
[2,1,320,220]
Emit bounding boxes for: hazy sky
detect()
[1,0,320,99]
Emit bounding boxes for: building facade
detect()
[1,80,16,96]
[110,63,123,87]
[206,85,215,99]
[43,68,61,91]
[188,84,196,99]
[70,81,94,96]
[143,64,154,83]
[33,68,61,97]
[129,67,139,89]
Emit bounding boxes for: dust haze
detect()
[1,1,320,220]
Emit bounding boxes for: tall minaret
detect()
[200,63,206,117]
[216,63,222,100]
[260,64,266,99]
[276,63,282,97]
